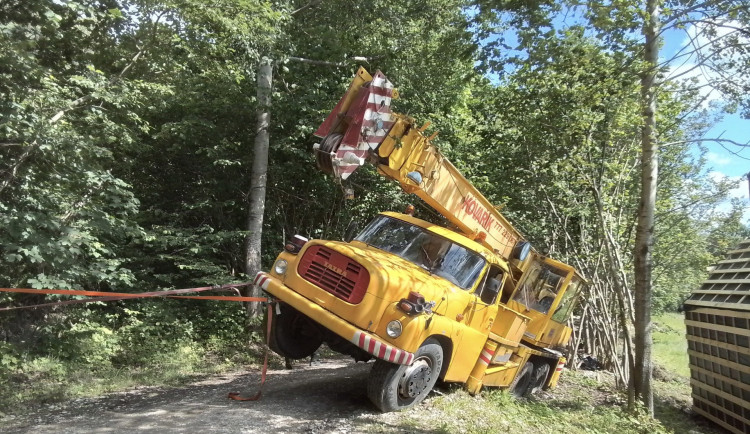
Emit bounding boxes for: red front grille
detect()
[298,245,369,304]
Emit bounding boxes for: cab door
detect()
[465,265,505,333]
[444,264,505,381]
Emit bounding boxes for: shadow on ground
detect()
[0,357,434,433]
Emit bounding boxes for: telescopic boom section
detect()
[314,68,524,259]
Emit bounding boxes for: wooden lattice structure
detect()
[684,239,750,434]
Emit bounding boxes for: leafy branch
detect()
[0,11,167,197]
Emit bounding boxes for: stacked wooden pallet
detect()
[684,239,750,434]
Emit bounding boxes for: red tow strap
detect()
[0,284,275,402]
[228,301,273,401]
[0,284,266,311]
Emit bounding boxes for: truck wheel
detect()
[367,338,443,412]
[508,361,534,398]
[268,304,322,360]
[525,362,550,397]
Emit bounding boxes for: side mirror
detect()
[343,220,359,242]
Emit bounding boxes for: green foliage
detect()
[54,319,120,368]
[259,0,479,252]
[0,0,485,406]
[0,0,145,291]
[0,0,748,411]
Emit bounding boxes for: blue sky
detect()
[662,22,750,219]
[487,10,749,220]
[704,113,749,178]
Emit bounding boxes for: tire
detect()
[508,361,534,398]
[525,362,551,397]
[367,338,444,412]
[267,304,322,360]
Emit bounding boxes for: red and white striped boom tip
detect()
[314,70,396,180]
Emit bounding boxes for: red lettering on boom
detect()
[461,196,496,233]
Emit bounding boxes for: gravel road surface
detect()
[0,357,426,433]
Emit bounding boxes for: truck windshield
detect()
[355,216,485,290]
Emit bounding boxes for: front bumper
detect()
[254,272,414,365]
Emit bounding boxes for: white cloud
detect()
[706,152,732,166]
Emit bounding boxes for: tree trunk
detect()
[632,0,660,416]
[244,59,273,320]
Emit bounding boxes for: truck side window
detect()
[551,277,580,323]
[513,265,565,314]
[476,266,504,305]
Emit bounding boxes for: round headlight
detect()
[386,320,403,338]
[273,259,288,275]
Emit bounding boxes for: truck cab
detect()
[256,211,530,410]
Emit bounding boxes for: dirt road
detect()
[0,358,423,433]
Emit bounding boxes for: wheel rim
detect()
[398,358,433,399]
[529,365,550,395]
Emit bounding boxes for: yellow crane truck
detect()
[253,68,585,411]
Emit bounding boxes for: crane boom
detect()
[374,117,523,259]
[314,67,525,260]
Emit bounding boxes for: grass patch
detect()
[653,312,690,378]
[0,338,261,416]
[368,369,718,434]
[375,375,667,434]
